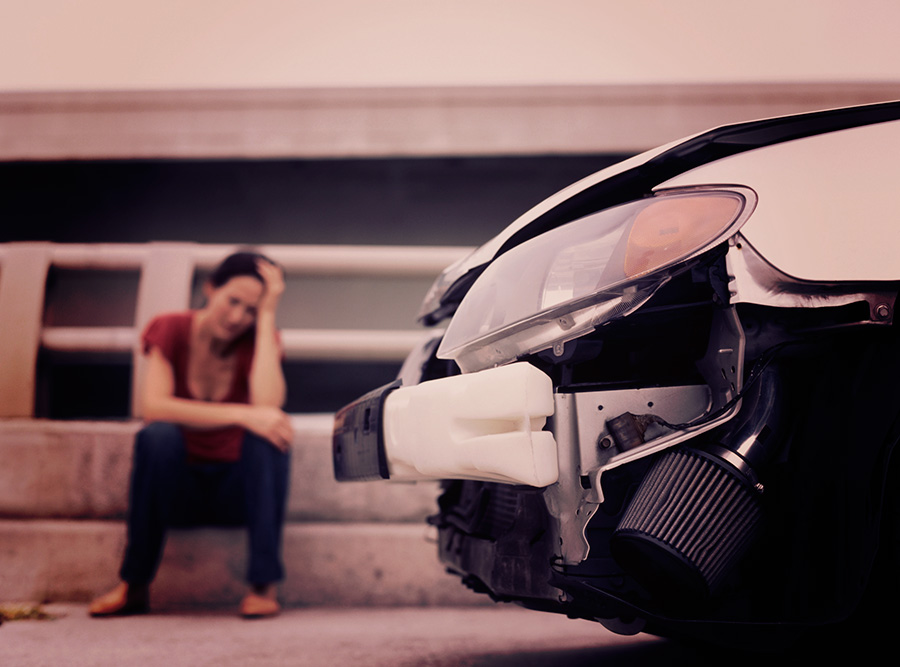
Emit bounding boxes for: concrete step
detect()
[0,519,486,608]
[0,417,440,522]
[0,418,480,608]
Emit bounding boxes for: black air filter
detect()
[611,447,762,605]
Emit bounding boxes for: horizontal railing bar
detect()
[41,327,136,352]
[279,329,431,362]
[194,245,471,276]
[48,245,149,270]
[6,243,472,277]
[41,327,430,362]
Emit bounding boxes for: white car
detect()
[334,100,900,650]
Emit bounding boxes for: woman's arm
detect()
[248,259,288,408]
[142,347,293,451]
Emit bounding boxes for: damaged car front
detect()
[333,100,900,649]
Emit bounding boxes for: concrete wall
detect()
[1,1,899,92]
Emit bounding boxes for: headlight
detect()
[437,186,756,372]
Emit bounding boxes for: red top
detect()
[142,311,255,462]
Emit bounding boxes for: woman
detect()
[89,251,293,618]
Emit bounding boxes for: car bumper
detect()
[333,362,558,488]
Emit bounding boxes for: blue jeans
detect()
[119,422,290,586]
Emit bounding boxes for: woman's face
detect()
[202,275,264,341]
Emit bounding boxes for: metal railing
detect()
[0,241,470,418]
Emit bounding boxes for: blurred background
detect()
[2,0,899,418]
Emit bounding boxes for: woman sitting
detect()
[89,251,293,619]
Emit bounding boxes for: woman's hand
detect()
[242,404,294,452]
[256,259,285,316]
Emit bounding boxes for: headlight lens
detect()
[437,187,756,372]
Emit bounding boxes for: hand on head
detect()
[256,259,285,314]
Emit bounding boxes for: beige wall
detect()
[1,1,899,93]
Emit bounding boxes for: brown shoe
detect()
[240,587,281,619]
[88,582,149,617]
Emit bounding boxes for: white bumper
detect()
[383,362,558,487]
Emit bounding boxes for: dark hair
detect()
[208,251,274,288]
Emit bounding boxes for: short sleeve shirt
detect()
[142,311,255,462]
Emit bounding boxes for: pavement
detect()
[2,603,698,667]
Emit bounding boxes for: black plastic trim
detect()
[332,379,402,481]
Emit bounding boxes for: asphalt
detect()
[2,603,696,667]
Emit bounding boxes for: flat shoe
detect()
[240,592,281,619]
[89,583,149,617]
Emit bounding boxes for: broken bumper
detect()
[332,362,558,488]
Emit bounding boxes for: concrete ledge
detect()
[0,519,486,608]
[0,418,440,522]
[3,83,900,160]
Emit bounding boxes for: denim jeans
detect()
[119,422,290,586]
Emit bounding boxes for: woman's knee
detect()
[243,432,290,459]
[241,433,291,481]
[134,422,186,464]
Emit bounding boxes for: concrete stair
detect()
[0,417,485,608]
